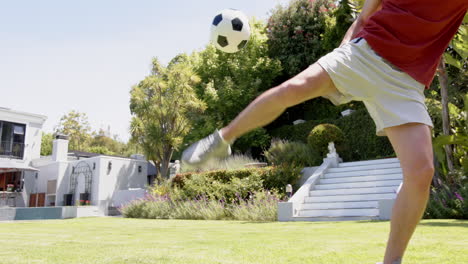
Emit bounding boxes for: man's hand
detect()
[340,0,382,47]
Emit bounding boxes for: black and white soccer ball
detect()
[210,9,251,53]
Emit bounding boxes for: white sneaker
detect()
[182,129,231,166]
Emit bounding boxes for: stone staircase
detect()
[294,158,403,221]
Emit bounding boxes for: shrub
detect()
[263,139,322,167]
[120,195,174,219]
[262,164,304,192]
[173,166,300,199]
[230,190,280,221]
[307,123,345,156]
[121,190,282,221]
[333,109,394,161]
[180,170,264,202]
[173,198,227,220]
[424,181,468,219]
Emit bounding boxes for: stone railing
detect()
[278,142,341,221]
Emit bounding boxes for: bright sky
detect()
[0,0,288,142]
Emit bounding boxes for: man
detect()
[182,0,468,263]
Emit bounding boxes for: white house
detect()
[0,107,148,218]
[0,107,47,208]
[29,135,148,215]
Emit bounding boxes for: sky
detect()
[0,0,289,142]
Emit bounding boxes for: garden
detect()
[124,0,468,222]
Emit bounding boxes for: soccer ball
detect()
[210,9,251,53]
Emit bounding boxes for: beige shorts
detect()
[318,37,433,136]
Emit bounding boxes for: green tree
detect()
[40,132,53,156]
[130,57,206,178]
[435,14,467,172]
[189,18,282,155]
[267,0,335,76]
[54,110,91,151]
[322,0,354,52]
[89,129,129,156]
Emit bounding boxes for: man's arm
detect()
[340,0,383,46]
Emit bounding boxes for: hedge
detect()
[172,166,302,202]
[270,108,395,161]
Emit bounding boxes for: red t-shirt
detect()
[356,0,468,88]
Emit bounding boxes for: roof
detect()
[68,151,101,159]
[0,159,39,172]
[68,151,134,160]
[0,107,47,125]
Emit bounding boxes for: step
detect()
[328,162,401,173]
[314,179,402,190]
[298,208,379,217]
[291,215,379,222]
[338,158,399,168]
[304,192,396,202]
[309,186,398,196]
[319,174,403,184]
[325,168,403,178]
[301,201,378,210]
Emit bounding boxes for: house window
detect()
[0,121,26,159]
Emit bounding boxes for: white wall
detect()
[47,156,147,208]
[24,122,43,161]
[41,162,68,205]
[96,157,147,207]
[55,158,96,206]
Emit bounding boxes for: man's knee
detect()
[402,159,434,192]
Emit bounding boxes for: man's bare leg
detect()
[220,63,338,142]
[383,123,434,264]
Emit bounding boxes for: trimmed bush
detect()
[180,170,264,202]
[307,123,345,156]
[173,166,302,200]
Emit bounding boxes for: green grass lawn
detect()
[0,218,466,264]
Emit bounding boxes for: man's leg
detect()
[182,63,338,165]
[383,123,434,264]
[220,63,337,142]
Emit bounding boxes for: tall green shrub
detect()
[263,139,322,167]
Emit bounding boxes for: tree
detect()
[54,110,91,151]
[436,14,467,172]
[267,0,336,76]
[40,132,53,156]
[189,18,282,155]
[322,0,354,52]
[88,129,129,156]
[130,57,206,178]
